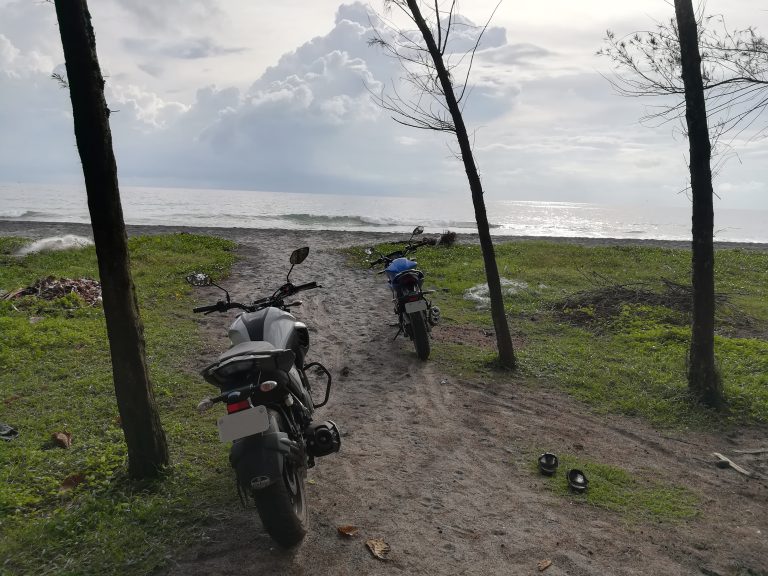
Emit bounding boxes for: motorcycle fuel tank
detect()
[228,308,310,366]
[229,307,295,346]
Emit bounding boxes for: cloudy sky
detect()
[0,0,766,209]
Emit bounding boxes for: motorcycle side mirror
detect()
[287,246,310,282]
[412,226,424,236]
[185,272,231,303]
[186,272,212,287]
[290,247,310,265]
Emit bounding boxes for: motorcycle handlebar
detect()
[370,240,430,268]
[293,281,319,292]
[193,301,249,314]
[192,278,320,315]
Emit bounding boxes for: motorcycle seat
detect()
[217,341,295,373]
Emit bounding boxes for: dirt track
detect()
[3,221,767,575]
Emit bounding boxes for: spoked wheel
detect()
[409,311,431,360]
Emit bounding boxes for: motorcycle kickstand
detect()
[392,326,403,340]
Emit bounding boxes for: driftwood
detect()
[712,452,752,476]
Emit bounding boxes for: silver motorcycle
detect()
[187,247,340,547]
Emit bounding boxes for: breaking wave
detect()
[0,210,52,220]
[276,213,498,230]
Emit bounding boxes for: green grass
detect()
[533,453,699,522]
[0,234,236,576]
[349,240,768,427]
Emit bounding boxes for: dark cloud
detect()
[480,43,555,65]
[113,0,222,30]
[138,62,163,77]
[122,37,246,60]
[440,14,506,53]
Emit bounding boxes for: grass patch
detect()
[349,240,768,427]
[534,453,699,522]
[0,234,236,576]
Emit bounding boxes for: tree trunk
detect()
[673,0,723,407]
[54,0,170,477]
[405,0,516,368]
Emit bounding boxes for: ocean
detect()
[1,183,766,243]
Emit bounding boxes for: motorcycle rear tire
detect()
[253,418,308,547]
[409,311,431,360]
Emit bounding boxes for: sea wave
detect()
[0,210,52,219]
[277,213,494,230]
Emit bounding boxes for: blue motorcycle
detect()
[367,227,440,360]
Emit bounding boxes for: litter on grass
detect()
[464,278,529,309]
[0,423,19,441]
[2,276,102,306]
[16,235,93,256]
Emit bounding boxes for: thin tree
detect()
[53,0,170,477]
[370,0,516,368]
[674,0,721,407]
[599,6,767,407]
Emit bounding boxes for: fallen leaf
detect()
[52,431,72,449]
[538,559,553,571]
[308,479,316,485]
[337,525,359,537]
[365,538,391,560]
[60,473,86,492]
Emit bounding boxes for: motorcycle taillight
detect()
[405,294,421,302]
[226,400,250,414]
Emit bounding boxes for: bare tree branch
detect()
[598,12,768,145]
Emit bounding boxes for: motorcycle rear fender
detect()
[228,410,296,491]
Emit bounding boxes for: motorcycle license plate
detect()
[404,299,427,314]
[217,404,269,442]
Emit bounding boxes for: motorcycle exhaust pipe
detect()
[429,305,441,326]
[304,420,341,458]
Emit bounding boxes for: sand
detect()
[2,219,767,575]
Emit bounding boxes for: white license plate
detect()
[404,299,427,314]
[217,404,269,442]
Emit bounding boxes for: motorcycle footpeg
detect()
[304,420,341,458]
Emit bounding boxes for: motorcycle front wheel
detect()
[408,311,431,360]
[253,420,308,547]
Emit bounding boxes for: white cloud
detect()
[0,0,765,209]
[0,34,19,68]
[108,84,189,128]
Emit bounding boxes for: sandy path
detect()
[168,230,767,576]
[2,221,767,575]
